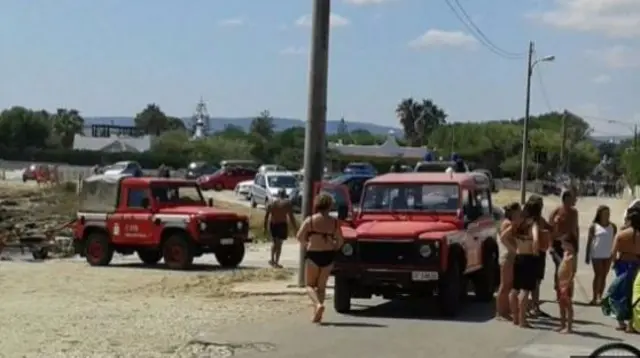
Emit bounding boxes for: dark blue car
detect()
[290,173,375,212]
[343,162,377,176]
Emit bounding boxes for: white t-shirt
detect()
[590,223,615,259]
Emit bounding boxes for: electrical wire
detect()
[442,0,526,60]
[534,66,553,111]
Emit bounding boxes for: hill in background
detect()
[85,116,400,136]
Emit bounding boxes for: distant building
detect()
[73,124,151,152]
[328,130,428,159]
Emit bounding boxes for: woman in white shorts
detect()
[586,205,616,305]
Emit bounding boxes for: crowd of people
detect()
[496,189,640,334]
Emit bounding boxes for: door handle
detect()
[473,237,479,241]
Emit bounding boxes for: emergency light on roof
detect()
[423,152,434,162]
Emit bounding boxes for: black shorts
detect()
[269,222,288,240]
[513,254,538,291]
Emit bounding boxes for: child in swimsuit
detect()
[556,236,577,333]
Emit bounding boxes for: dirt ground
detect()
[0,261,307,357]
[0,182,308,357]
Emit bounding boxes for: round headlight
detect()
[236,221,243,230]
[419,244,432,258]
[341,243,354,256]
[199,222,207,231]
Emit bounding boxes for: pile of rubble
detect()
[0,184,76,259]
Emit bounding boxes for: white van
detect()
[250,171,299,208]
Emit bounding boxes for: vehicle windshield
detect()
[267,175,298,188]
[105,163,127,171]
[151,184,205,206]
[361,183,460,212]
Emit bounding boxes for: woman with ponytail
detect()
[601,203,640,332]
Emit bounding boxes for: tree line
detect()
[0,100,631,181]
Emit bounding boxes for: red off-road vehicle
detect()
[73,174,250,270]
[332,172,499,317]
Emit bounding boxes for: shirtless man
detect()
[264,189,298,268]
[549,189,579,292]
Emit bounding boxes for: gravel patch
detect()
[0,260,306,357]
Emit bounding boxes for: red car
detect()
[198,167,257,191]
[22,164,41,182]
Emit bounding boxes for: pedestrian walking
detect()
[586,205,616,305]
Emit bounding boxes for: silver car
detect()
[102,161,143,177]
[250,171,299,208]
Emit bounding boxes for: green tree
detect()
[250,110,275,140]
[134,104,169,135]
[396,98,446,146]
[216,124,247,141]
[166,116,186,131]
[51,108,85,149]
[0,107,51,149]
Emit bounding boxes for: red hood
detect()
[158,206,246,220]
[355,221,457,238]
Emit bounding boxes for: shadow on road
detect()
[109,262,263,273]
[319,322,386,328]
[349,297,495,323]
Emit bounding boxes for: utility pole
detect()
[298,0,331,287]
[634,124,638,149]
[559,110,568,172]
[519,41,535,205]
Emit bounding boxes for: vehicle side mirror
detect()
[337,205,349,220]
[141,198,150,209]
[208,198,214,207]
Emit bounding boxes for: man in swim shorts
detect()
[263,189,298,268]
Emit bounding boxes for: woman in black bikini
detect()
[506,195,543,328]
[296,193,344,323]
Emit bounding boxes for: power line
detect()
[534,66,553,111]
[443,0,526,60]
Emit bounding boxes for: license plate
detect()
[220,238,234,245]
[411,271,439,281]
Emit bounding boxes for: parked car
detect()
[250,171,299,208]
[289,173,372,212]
[198,167,257,191]
[185,161,218,180]
[234,180,254,199]
[258,164,287,174]
[22,164,41,182]
[102,161,143,177]
[414,160,469,173]
[343,162,377,175]
[220,160,258,170]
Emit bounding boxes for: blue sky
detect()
[1,0,638,135]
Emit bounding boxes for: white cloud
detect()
[217,17,244,27]
[280,46,307,56]
[591,74,611,84]
[295,13,350,28]
[531,0,640,37]
[408,30,477,49]
[586,45,640,68]
[343,0,395,5]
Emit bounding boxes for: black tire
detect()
[333,276,352,313]
[32,248,48,260]
[138,249,162,265]
[251,197,257,208]
[162,234,194,270]
[85,232,113,266]
[214,183,223,191]
[472,243,499,301]
[437,258,463,317]
[215,242,245,268]
[589,343,640,358]
[22,176,27,183]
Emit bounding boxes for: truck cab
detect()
[332,172,499,317]
[73,174,250,270]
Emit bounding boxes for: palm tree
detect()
[52,108,84,149]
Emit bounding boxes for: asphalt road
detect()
[190,195,638,358]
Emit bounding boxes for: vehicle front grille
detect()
[203,220,243,238]
[356,241,439,266]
